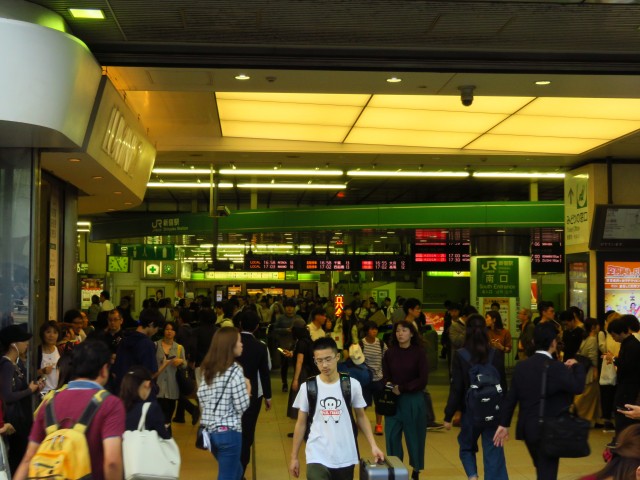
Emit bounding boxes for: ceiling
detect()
[29,0,640,215]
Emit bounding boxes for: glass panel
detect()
[0,149,34,328]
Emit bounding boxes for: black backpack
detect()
[458,348,503,427]
[306,373,358,447]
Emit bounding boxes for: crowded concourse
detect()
[0,290,638,479]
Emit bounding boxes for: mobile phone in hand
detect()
[167,355,176,360]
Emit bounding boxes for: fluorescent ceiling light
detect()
[77,221,91,226]
[535,81,551,86]
[147,182,233,188]
[200,244,214,248]
[490,115,640,140]
[238,183,346,190]
[69,8,105,19]
[219,168,343,176]
[472,172,566,179]
[152,168,212,174]
[347,170,469,178]
[386,77,402,83]
[235,74,250,80]
[519,97,640,121]
[77,229,91,233]
[216,92,369,106]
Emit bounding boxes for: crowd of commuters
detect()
[0,288,638,479]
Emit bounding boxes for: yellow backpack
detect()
[28,389,109,480]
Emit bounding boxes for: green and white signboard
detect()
[476,257,519,297]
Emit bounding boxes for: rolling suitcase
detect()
[360,456,409,480]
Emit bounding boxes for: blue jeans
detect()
[458,414,508,480]
[209,430,243,480]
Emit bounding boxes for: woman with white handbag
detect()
[120,366,181,480]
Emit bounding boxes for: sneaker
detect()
[282,384,288,393]
[606,440,617,449]
[603,421,615,433]
[191,407,201,426]
[374,424,383,436]
[427,421,444,431]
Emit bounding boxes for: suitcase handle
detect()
[361,457,395,480]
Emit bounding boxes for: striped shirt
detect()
[198,362,250,432]
[361,338,387,381]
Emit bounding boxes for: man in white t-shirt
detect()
[308,308,328,341]
[289,337,383,479]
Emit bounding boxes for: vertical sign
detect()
[334,294,344,319]
[565,172,590,246]
[477,257,519,297]
[48,191,60,320]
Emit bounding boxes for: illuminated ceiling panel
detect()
[368,95,534,113]
[221,121,350,143]
[214,92,640,154]
[356,108,507,133]
[519,97,640,121]
[346,128,477,149]
[490,115,640,140]
[466,134,608,155]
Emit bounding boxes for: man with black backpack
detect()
[289,337,383,479]
[443,314,508,480]
[14,340,125,480]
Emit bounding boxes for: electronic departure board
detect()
[413,243,471,271]
[356,255,410,271]
[244,256,297,270]
[531,242,564,273]
[301,256,353,271]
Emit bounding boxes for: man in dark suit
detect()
[237,310,272,478]
[493,323,586,480]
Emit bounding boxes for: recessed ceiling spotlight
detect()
[68,158,81,163]
[535,80,551,86]
[92,176,103,180]
[497,229,506,233]
[124,202,133,206]
[235,74,250,81]
[107,208,115,212]
[114,191,122,195]
[386,77,402,83]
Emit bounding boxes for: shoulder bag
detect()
[196,370,233,450]
[374,385,398,417]
[123,402,181,480]
[175,344,196,396]
[538,362,591,458]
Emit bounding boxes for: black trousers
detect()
[280,357,289,386]
[599,384,616,420]
[157,397,177,425]
[524,438,559,480]
[241,396,263,474]
[174,395,199,421]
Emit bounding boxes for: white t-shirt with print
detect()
[293,376,366,468]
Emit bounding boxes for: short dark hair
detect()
[491,302,500,309]
[608,318,630,335]
[533,323,558,351]
[138,308,165,328]
[620,314,640,333]
[312,336,338,354]
[101,290,110,300]
[558,310,574,323]
[91,295,100,305]
[63,309,82,324]
[390,320,423,348]
[403,298,421,315]
[363,321,378,334]
[310,307,326,320]
[72,340,111,379]
[538,301,554,314]
[39,320,60,343]
[461,305,478,317]
[239,311,260,332]
[448,302,462,312]
[284,299,296,308]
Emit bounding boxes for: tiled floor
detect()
[175,359,610,479]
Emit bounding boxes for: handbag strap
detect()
[212,367,234,412]
[137,402,151,431]
[538,361,549,421]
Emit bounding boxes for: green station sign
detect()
[476,257,519,297]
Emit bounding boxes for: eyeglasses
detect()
[313,355,338,366]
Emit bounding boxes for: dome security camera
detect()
[458,85,476,107]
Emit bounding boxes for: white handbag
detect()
[123,402,181,480]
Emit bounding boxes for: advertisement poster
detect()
[568,262,588,314]
[482,298,511,325]
[604,262,640,315]
[424,311,445,334]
